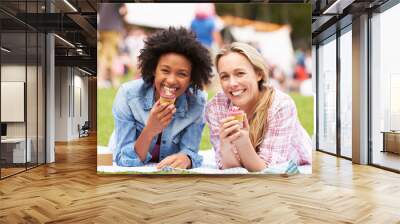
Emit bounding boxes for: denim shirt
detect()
[112,78,206,168]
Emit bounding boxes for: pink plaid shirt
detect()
[205,89,312,169]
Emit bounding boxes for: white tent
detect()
[230,25,295,77]
[124,3,197,29]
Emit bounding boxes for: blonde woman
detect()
[205,42,311,172]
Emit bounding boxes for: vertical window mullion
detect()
[25,1,28,171]
[367,11,373,165]
[316,44,319,150]
[36,0,39,167]
[336,28,341,157]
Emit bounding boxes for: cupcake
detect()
[159,88,176,105]
[228,106,245,128]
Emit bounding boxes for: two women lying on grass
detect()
[113,27,311,171]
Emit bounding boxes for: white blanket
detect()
[97,146,311,174]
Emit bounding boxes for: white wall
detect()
[54,67,89,141]
[55,66,69,141]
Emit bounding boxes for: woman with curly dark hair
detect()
[112,27,213,169]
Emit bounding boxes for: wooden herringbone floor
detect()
[1,134,400,224]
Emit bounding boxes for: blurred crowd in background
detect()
[98,3,313,96]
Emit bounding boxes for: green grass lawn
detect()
[98,87,314,150]
[289,92,314,136]
[98,87,117,146]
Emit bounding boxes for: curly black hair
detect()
[138,27,213,93]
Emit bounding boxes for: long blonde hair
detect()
[216,42,275,151]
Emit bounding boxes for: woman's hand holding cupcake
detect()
[220,111,263,171]
[219,116,241,147]
[218,107,251,169]
[219,106,246,143]
[220,111,250,148]
[229,114,251,149]
[218,116,242,168]
[146,100,176,137]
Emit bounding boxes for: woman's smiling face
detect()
[217,52,262,109]
[154,53,192,100]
